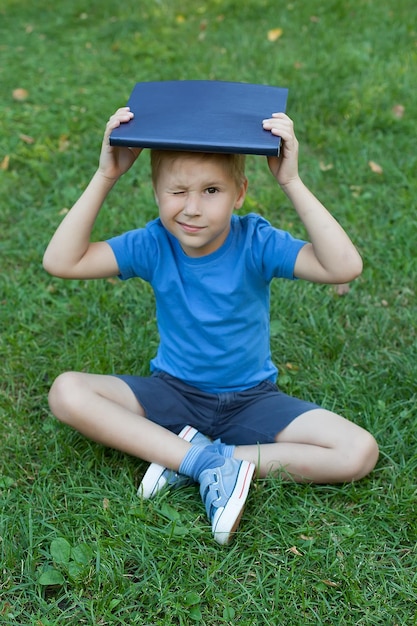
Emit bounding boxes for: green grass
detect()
[1,0,416,623]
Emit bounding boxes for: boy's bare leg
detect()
[233,409,379,483]
[49,374,378,484]
[48,371,191,470]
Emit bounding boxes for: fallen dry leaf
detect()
[334,283,350,296]
[300,534,314,541]
[287,546,303,556]
[392,104,405,119]
[267,28,283,42]
[368,160,383,174]
[322,579,339,587]
[350,185,362,197]
[19,133,35,144]
[103,497,110,510]
[285,362,299,371]
[1,155,10,170]
[319,161,334,172]
[13,88,29,101]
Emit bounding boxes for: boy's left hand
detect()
[262,113,299,188]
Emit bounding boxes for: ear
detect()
[153,187,160,207]
[234,177,248,210]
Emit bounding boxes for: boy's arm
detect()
[262,114,363,284]
[43,108,141,279]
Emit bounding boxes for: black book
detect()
[109,80,288,156]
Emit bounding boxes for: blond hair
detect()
[150,150,246,190]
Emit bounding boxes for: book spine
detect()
[110,135,281,156]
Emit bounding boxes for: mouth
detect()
[177,221,206,233]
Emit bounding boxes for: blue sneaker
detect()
[137,426,210,499]
[199,458,255,545]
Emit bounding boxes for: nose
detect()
[182,193,201,217]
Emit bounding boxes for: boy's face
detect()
[154,154,247,257]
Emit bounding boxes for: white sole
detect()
[137,425,199,498]
[212,460,255,545]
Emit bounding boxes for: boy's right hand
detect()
[98,107,142,181]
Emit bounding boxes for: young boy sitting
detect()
[43,107,379,545]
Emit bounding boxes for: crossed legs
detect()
[48,371,379,484]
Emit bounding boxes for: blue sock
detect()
[213,440,235,458]
[179,443,225,482]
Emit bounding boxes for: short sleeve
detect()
[106,220,161,282]
[248,214,307,281]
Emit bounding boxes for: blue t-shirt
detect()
[107,213,306,393]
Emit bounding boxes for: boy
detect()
[43,107,378,545]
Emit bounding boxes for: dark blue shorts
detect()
[115,371,319,445]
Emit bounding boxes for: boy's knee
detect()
[48,371,82,421]
[347,431,379,481]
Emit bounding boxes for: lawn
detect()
[1,0,416,624]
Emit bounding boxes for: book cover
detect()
[109,80,288,156]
